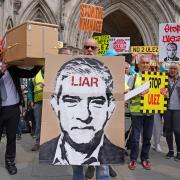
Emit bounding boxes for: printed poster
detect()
[109,37,130,54]
[159,23,180,62]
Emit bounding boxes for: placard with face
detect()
[39,54,125,165]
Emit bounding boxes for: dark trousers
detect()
[163,110,180,152]
[130,115,154,161]
[0,104,20,161]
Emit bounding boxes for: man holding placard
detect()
[128,55,154,170]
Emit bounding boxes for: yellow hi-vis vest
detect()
[130,74,142,113]
[32,70,44,103]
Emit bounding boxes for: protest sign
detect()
[140,71,168,114]
[93,35,110,55]
[159,23,180,62]
[109,37,130,54]
[131,46,159,54]
[79,3,103,33]
[40,54,125,165]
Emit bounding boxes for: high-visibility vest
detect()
[130,74,142,113]
[32,70,44,103]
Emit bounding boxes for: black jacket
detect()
[39,135,125,165]
[0,66,42,105]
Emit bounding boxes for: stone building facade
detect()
[0,0,179,50]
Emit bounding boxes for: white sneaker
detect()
[156,144,162,152]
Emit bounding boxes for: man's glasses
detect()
[84,46,98,50]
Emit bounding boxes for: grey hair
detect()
[54,57,114,101]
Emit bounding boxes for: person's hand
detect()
[0,61,7,74]
[139,90,149,96]
[40,82,45,88]
[28,101,34,108]
[160,88,169,97]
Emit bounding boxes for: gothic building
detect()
[0,0,179,50]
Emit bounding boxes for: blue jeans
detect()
[130,115,154,161]
[72,165,109,180]
[33,103,42,144]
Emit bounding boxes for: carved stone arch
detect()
[20,0,57,24]
[65,0,177,48]
[5,16,14,30]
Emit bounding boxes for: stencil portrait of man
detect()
[40,57,124,165]
[164,42,179,62]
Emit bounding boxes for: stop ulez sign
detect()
[113,39,126,52]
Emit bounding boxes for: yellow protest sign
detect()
[140,71,168,114]
[79,3,104,33]
[131,46,159,53]
[93,35,110,56]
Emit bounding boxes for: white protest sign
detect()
[159,23,180,62]
[109,37,130,54]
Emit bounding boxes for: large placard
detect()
[40,54,125,165]
[140,71,168,114]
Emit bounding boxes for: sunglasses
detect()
[84,46,97,50]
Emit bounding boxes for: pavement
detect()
[0,133,180,180]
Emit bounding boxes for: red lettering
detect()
[71,76,99,87]
[71,76,78,86]
[164,24,180,33]
[148,94,160,105]
[162,35,180,43]
[82,77,90,86]
[156,94,160,105]
[91,77,98,87]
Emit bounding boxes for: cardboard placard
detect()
[40,54,125,165]
[79,3,104,33]
[159,23,180,62]
[131,46,159,53]
[140,71,168,114]
[93,35,110,56]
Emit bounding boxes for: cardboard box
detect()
[5,21,58,66]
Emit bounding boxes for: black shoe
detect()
[85,166,95,179]
[166,151,174,159]
[109,165,117,178]
[5,161,17,175]
[175,153,180,162]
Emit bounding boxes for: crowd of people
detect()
[0,38,180,180]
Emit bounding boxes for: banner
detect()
[109,37,130,54]
[159,23,180,62]
[140,71,168,114]
[79,3,103,33]
[93,35,110,56]
[40,54,125,165]
[131,46,159,53]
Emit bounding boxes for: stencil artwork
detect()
[40,57,124,165]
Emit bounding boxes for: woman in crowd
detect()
[163,63,180,161]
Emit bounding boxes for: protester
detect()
[128,55,154,170]
[163,63,180,161]
[28,68,44,151]
[0,60,41,175]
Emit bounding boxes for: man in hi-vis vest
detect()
[28,68,44,151]
[128,55,154,170]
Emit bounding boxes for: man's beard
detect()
[61,129,104,157]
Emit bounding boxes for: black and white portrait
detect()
[39,57,124,165]
[164,42,180,62]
